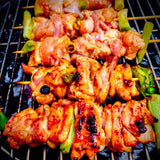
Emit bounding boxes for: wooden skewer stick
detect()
[21,5,34,9]
[16,81,31,85]
[149,39,160,43]
[12,26,23,29]
[132,77,160,81]
[12,38,160,54]
[12,51,26,54]
[16,77,160,85]
[114,15,160,21]
[12,15,160,30]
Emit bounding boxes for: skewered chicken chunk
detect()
[22,59,76,104]
[3,105,50,149]
[31,8,118,41]
[123,30,145,60]
[31,14,78,41]
[3,99,74,149]
[103,99,155,152]
[68,55,118,103]
[78,8,118,35]
[28,36,72,66]
[71,101,105,160]
[47,100,74,143]
[109,63,139,101]
[72,29,143,60]
[35,0,114,17]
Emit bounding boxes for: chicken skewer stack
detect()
[2,0,159,160]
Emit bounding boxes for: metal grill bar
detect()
[0,0,21,81]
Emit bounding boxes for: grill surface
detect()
[0,0,160,160]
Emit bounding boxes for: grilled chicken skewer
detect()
[3,99,155,159]
[21,0,115,17]
[13,28,145,69]
[21,59,76,104]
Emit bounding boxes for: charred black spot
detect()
[91,107,93,110]
[87,115,95,125]
[86,125,97,133]
[76,72,82,82]
[154,117,159,123]
[135,122,147,133]
[123,61,127,67]
[40,85,50,95]
[77,125,82,131]
[78,109,81,114]
[96,59,105,66]
[79,116,85,124]
[100,103,105,107]
[124,79,133,87]
[92,144,97,148]
[90,137,94,143]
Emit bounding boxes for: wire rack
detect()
[0,0,160,160]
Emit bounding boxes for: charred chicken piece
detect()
[3,99,74,149]
[3,105,51,149]
[68,55,118,103]
[22,59,76,104]
[3,108,38,149]
[71,101,105,160]
[26,105,51,147]
[47,99,74,144]
[103,99,155,152]
[122,99,155,137]
[109,63,139,101]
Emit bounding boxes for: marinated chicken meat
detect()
[47,100,74,144]
[22,59,76,104]
[123,30,145,60]
[71,101,105,160]
[109,63,139,101]
[72,29,144,60]
[103,99,155,152]
[3,99,74,149]
[3,105,50,149]
[68,55,118,103]
[4,99,155,157]
[36,0,114,17]
[72,29,126,60]
[78,8,118,35]
[28,36,71,66]
[31,8,118,41]
[31,14,78,41]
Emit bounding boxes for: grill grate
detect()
[0,0,160,160]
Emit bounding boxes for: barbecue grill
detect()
[0,0,160,159]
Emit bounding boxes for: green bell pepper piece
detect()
[60,116,75,154]
[132,65,155,97]
[79,0,89,10]
[138,21,154,63]
[115,0,124,11]
[23,10,34,40]
[62,74,75,85]
[0,108,8,131]
[118,9,131,31]
[21,40,37,54]
[34,0,44,17]
[148,94,160,150]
